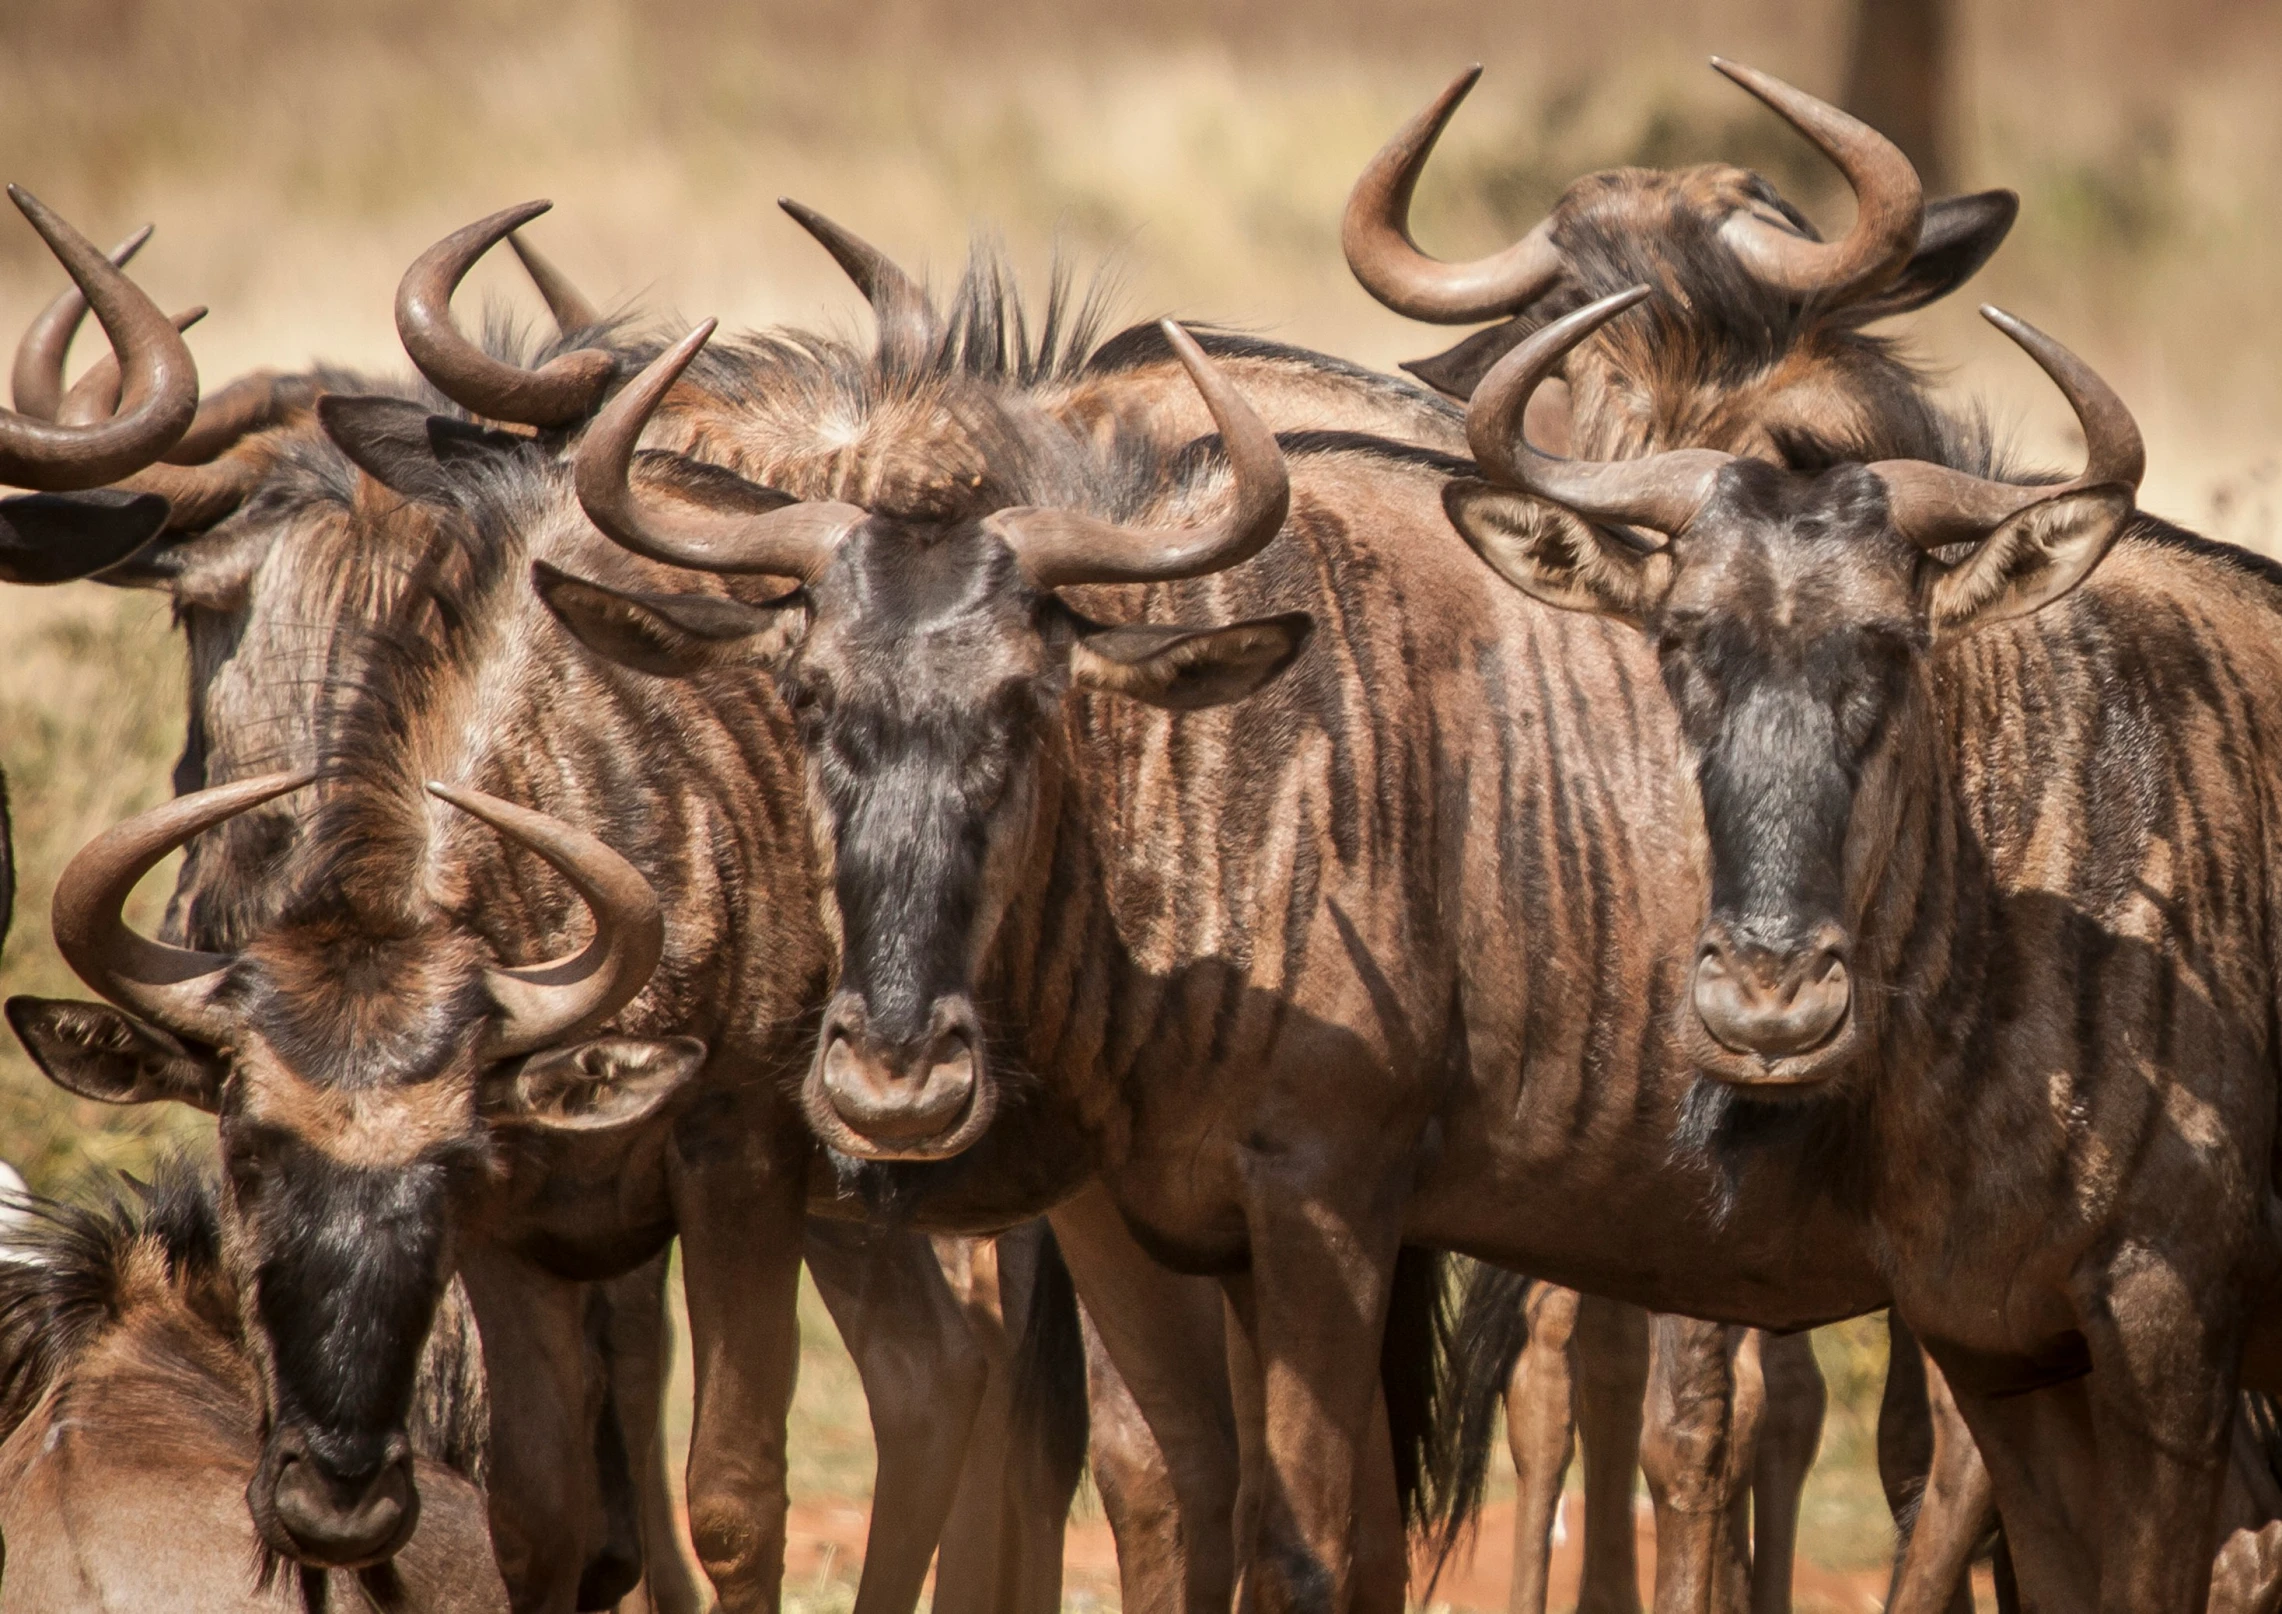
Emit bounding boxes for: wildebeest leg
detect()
[1748,1330,1825,1614]
[806,1220,989,1614]
[1051,1183,1241,1613]
[456,1242,605,1614]
[1504,1282,1581,1614]
[672,1141,807,1614]
[1082,1309,1192,1613]
[603,1251,707,1614]
[2075,1276,2240,1613]
[1574,1296,1650,1614]
[1883,1325,1991,1614]
[934,1226,1080,1614]
[1222,1179,1404,1614]
[1933,1365,2099,1611]
[1352,1380,1410,1614]
[1639,1314,1754,1614]
[580,1284,646,1612]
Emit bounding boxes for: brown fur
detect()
[0,1166,503,1614]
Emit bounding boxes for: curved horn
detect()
[1709,59,1926,305]
[1342,67,1565,325]
[575,320,864,579]
[56,344,310,530]
[778,199,936,361]
[1871,307,2144,550]
[992,321,1290,589]
[56,306,206,426]
[52,770,314,1044]
[506,229,602,334]
[426,782,664,1060]
[115,452,277,532]
[0,189,198,491]
[12,222,150,420]
[163,370,319,465]
[1468,286,1731,534]
[396,202,615,428]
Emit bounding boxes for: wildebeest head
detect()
[1446,288,2142,1090]
[8,773,694,1569]
[8,204,692,1574]
[537,213,1307,1161]
[1344,60,2017,464]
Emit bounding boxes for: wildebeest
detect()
[9,208,1099,1613]
[1343,61,2045,1611]
[0,1161,508,1613]
[523,95,2205,1604]
[1444,281,2282,1609]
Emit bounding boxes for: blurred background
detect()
[1,1,2273,1606]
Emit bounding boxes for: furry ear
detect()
[482,1035,707,1133]
[0,490,171,585]
[1071,613,1312,710]
[318,395,530,504]
[6,997,224,1111]
[1444,479,1670,624]
[533,560,805,678]
[1926,487,2133,632]
[1400,318,1534,401]
[1838,190,2019,326]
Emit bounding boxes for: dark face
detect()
[536,503,1309,1165]
[785,520,1064,1160]
[221,928,495,1570]
[9,930,703,1571]
[1647,460,1925,1085]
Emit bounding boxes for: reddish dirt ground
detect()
[779,1492,1981,1611]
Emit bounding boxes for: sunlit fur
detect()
[624,241,2282,1610]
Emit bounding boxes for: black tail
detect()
[1421,1260,1534,1573]
[1013,1220,1090,1508]
[2241,1388,2282,1493]
[1381,1245,1455,1539]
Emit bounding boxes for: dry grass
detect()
[1,0,2276,1599]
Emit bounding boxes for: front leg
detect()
[1749,1329,1826,1614]
[1573,1296,1651,1614]
[1639,1315,1753,1614]
[1882,1316,1993,1614]
[670,1126,809,1613]
[805,1220,990,1614]
[1053,1182,1243,1614]
[2076,1252,2243,1613]
[1505,1283,1582,1614]
[1225,1158,1407,1614]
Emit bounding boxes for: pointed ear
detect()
[533,560,805,678]
[1838,191,2019,326]
[1071,612,1311,710]
[1445,479,1670,624]
[481,1035,707,1133]
[0,490,172,585]
[1400,318,1533,401]
[5,997,224,1111]
[318,395,530,504]
[1926,487,2133,633]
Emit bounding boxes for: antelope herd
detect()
[2,52,2281,1614]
